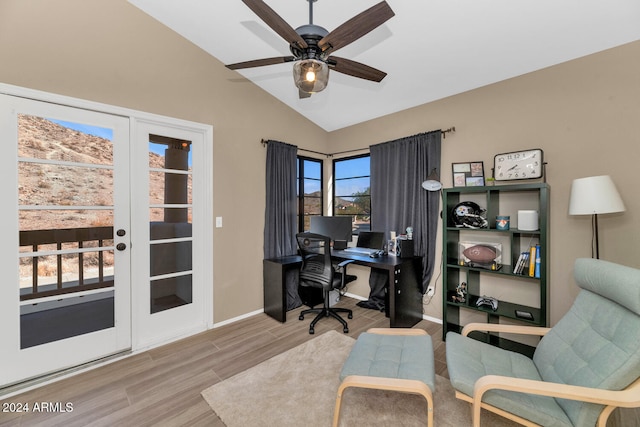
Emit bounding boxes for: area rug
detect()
[201,330,519,426]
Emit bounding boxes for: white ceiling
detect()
[128,0,640,132]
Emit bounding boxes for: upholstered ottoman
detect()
[332,328,435,426]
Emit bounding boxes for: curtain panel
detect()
[370,131,442,294]
[264,140,298,258]
[263,140,302,309]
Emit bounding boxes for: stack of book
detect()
[513,244,541,277]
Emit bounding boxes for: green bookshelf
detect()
[442,183,550,355]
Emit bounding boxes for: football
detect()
[463,245,497,263]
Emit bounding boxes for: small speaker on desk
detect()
[396,238,414,258]
[333,240,347,250]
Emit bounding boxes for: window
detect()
[333,154,370,233]
[297,156,323,232]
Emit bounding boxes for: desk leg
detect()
[263,260,287,322]
[386,269,395,321]
[389,258,423,328]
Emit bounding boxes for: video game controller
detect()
[476,295,498,311]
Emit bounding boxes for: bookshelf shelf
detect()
[442,183,550,354]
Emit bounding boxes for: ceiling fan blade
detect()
[242,0,308,49]
[299,89,312,99]
[329,56,387,82]
[318,1,394,54]
[226,56,295,70]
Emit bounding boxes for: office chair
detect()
[296,233,356,334]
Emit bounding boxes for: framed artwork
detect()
[452,161,485,187]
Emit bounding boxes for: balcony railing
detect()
[19,226,114,301]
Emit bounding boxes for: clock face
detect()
[494,149,544,181]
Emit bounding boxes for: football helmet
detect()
[452,201,488,229]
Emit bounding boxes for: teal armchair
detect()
[446,258,640,426]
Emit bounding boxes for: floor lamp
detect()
[568,175,625,259]
[421,168,442,298]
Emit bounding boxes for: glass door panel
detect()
[17,115,118,349]
[0,95,131,388]
[148,136,193,314]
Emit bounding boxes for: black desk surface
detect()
[331,250,408,269]
[265,251,408,269]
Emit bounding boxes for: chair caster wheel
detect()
[348,313,353,319]
[343,327,349,333]
[299,315,304,320]
[309,328,314,335]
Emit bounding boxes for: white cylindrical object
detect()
[518,210,539,231]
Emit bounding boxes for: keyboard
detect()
[343,247,378,255]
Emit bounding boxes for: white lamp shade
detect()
[421,168,442,191]
[569,175,625,215]
[421,180,442,191]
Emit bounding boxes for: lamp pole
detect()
[593,213,600,259]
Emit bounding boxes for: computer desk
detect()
[263,250,424,328]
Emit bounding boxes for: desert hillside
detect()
[18,114,167,231]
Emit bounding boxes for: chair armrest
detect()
[473,375,640,410]
[366,327,427,336]
[336,259,355,270]
[462,322,551,337]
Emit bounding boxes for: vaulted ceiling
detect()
[129,0,640,131]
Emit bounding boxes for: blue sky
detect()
[50,119,113,140]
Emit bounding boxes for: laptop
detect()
[343,231,385,255]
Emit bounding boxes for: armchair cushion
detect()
[446,331,572,426]
[533,259,640,426]
[340,332,435,390]
[574,257,640,316]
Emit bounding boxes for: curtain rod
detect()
[260,127,455,158]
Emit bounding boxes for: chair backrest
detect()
[296,233,333,289]
[533,258,640,426]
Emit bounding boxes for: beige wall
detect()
[329,41,640,324]
[1,0,638,326]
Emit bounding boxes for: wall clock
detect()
[493,149,544,181]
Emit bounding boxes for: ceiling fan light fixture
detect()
[293,59,329,93]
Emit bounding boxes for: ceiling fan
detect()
[225,0,395,98]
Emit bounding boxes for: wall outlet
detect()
[426,287,435,297]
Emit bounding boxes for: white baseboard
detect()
[212,308,264,328]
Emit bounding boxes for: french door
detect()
[0,87,213,389]
[131,119,210,348]
[0,95,132,387]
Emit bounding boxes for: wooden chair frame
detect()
[456,323,640,427]
[332,328,434,427]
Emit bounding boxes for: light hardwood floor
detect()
[0,297,446,426]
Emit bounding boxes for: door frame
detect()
[0,82,214,389]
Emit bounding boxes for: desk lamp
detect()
[421,168,442,192]
[568,175,625,259]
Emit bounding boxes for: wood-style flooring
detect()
[0,297,447,427]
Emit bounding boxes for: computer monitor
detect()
[355,231,385,250]
[309,216,353,249]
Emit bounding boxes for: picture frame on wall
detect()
[452,161,485,187]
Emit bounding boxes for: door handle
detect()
[116,243,127,251]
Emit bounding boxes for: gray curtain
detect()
[370,131,442,294]
[263,140,302,309]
